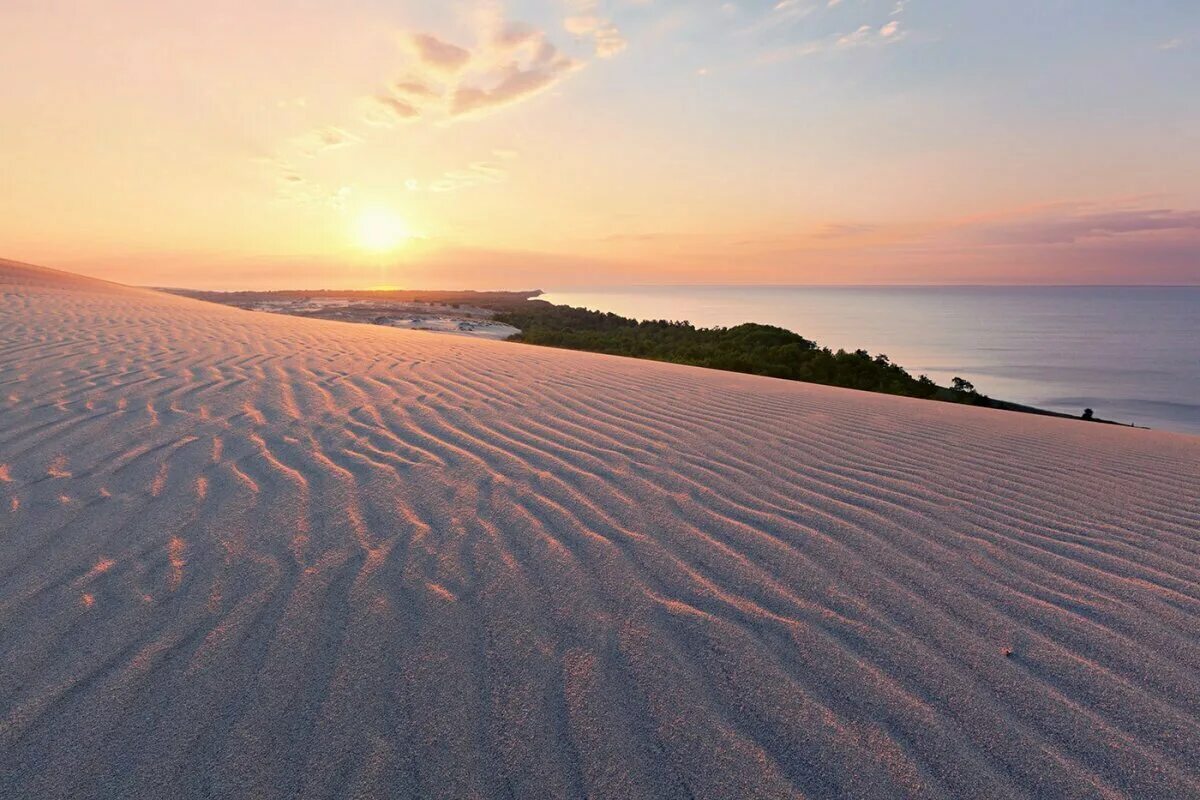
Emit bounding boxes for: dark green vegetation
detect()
[495,302,1116,421]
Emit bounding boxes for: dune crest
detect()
[0,258,137,293]
[2,261,1199,799]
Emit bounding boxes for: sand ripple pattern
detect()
[2,260,1200,799]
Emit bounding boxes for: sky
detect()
[2,0,1198,289]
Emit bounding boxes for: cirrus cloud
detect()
[959,206,1200,246]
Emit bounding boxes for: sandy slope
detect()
[2,260,1199,800]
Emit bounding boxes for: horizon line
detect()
[146,282,1200,293]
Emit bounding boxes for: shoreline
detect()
[164,286,1141,430]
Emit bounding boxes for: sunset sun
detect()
[354,208,412,252]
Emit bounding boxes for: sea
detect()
[540,286,1200,436]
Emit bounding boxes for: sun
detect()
[354,208,412,252]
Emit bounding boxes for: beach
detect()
[3,258,1200,799]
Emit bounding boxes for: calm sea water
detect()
[541,287,1200,435]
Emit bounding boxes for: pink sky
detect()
[2,0,1197,288]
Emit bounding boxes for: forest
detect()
[494,302,1112,421]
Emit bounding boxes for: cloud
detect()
[758,18,906,62]
[363,95,422,126]
[738,0,817,36]
[360,77,443,127]
[814,222,879,239]
[747,0,911,58]
[291,126,361,157]
[449,50,580,117]
[837,20,903,48]
[263,8,606,205]
[836,25,872,47]
[592,25,627,57]
[363,12,590,124]
[408,20,584,121]
[259,156,351,210]
[430,160,512,192]
[408,33,472,73]
[689,202,1200,284]
[394,79,440,99]
[564,15,603,35]
[961,207,1200,246]
[563,1,627,58]
[851,203,1200,282]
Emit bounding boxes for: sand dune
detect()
[2,260,1199,799]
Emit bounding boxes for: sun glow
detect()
[354,208,413,252]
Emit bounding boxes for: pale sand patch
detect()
[379,315,521,340]
[1,258,1199,799]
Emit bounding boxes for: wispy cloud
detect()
[957,206,1200,246]
[259,156,351,210]
[445,25,582,118]
[747,0,910,64]
[430,151,520,193]
[362,95,421,126]
[692,201,1200,284]
[563,0,628,58]
[407,33,473,73]
[365,11,590,125]
[814,222,880,239]
[758,20,906,63]
[262,6,610,204]
[290,126,361,157]
[450,57,580,117]
[738,0,818,36]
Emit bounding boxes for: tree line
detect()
[494,304,997,407]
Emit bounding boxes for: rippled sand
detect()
[2,259,1199,799]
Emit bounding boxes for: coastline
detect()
[166,286,1140,430]
[542,285,1200,434]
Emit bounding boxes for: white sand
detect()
[2,258,1199,799]
[246,298,522,340]
[378,316,522,339]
